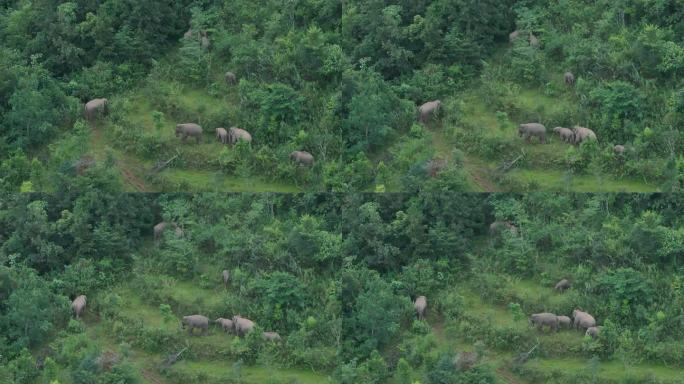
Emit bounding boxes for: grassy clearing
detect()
[169,360,333,384]
[526,357,684,383]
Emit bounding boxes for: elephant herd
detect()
[83,97,315,167]
[530,279,603,339]
[179,270,281,342]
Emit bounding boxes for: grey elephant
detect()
[572,309,596,330]
[176,123,203,144]
[290,151,314,166]
[564,72,575,86]
[414,296,427,320]
[215,318,234,333]
[72,295,87,318]
[572,126,597,145]
[453,351,477,371]
[586,326,603,338]
[225,72,237,85]
[183,28,195,40]
[228,127,252,145]
[614,145,625,155]
[519,123,547,144]
[222,270,230,286]
[216,128,228,144]
[509,30,520,44]
[557,315,572,329]
[84,98,109,121]
[529,313,559,332]
[174,226,184,238]
[489,221,518,236]
[262,331,281,341]
[232,315,255,337]
[530,33,540,48]
[182,315,209,335]
[554,279,571,292]
[418,100,441,124]
[553,127,574,143]
[201,35,211,51]
[154,221,180,242]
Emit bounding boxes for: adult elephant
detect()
[176,123,203,144]
[509,30,521,44]
[572,126,597,145]
[572,309,596,330]
[564,72,575,86]
[614,145,625,155]
[418,100,441,124]
[85,98,109,121]
[182,315,209,335]
[290,151,314,166]
[554,279,571,292]
[228,127,252,145]
[154,221,180,242]
[262,332,281,341]
[414,296,427,320]
[216,128,228,144]
[529,313,559,332]
[519,123,547,144]
[225,71,237,85]
[72,295,87,318]
[489,221,518,236]
[232,315,255,337]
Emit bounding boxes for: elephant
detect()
[201,35,211,51]
[262,331,282,341]
[529,313,559,332]
[557,316,572,329]
[154,221,180,242]
[418,100,442,124]
[72,295,87,318]
[176,123,203,144]
[586,326,603,339]
[183,28,195,40]
[453,351,477,372]
[225,71,237,85]
[614,145,625,155]
[572,309,596,330]
[572,126,597,145]
[554,279,571,292]
[290,151,314,166]
[232,315,255,337]
[426,158,447,178]
[553,127,574,143]
[228,127,252,145]
[489,221,518,236]
[215,318,234,333]
[509,30,520,44]
[84,98,109,121]
[564,72,575,86]
[529,33,540,48]
[222,270,230,286]
[414,296,427,320]
[174,226,184,238]
[216,128,228,144]
[182,315,209,335]
[519,123,547,144]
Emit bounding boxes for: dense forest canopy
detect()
[1,189,684,382]
[1,0,682,191]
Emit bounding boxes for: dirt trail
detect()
[89,122,152,192]
[426,127,499,192]
[496,367,525,384]
[141,368,165,384]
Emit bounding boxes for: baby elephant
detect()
[216,128,229,144]
[519,123,547,144]
[72,295,87,318]
[586,326,603,339]
[182,315,209,335]
[614,145,625,155]
[225,71,237,86]
[554,279,571,292]
[553,127,574,143]
[564,72,575,86]
[414,296,427,320]
[557,315,572,329]
[530,313,559,332]
[262,331,282,341]
[215,318,234,333]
